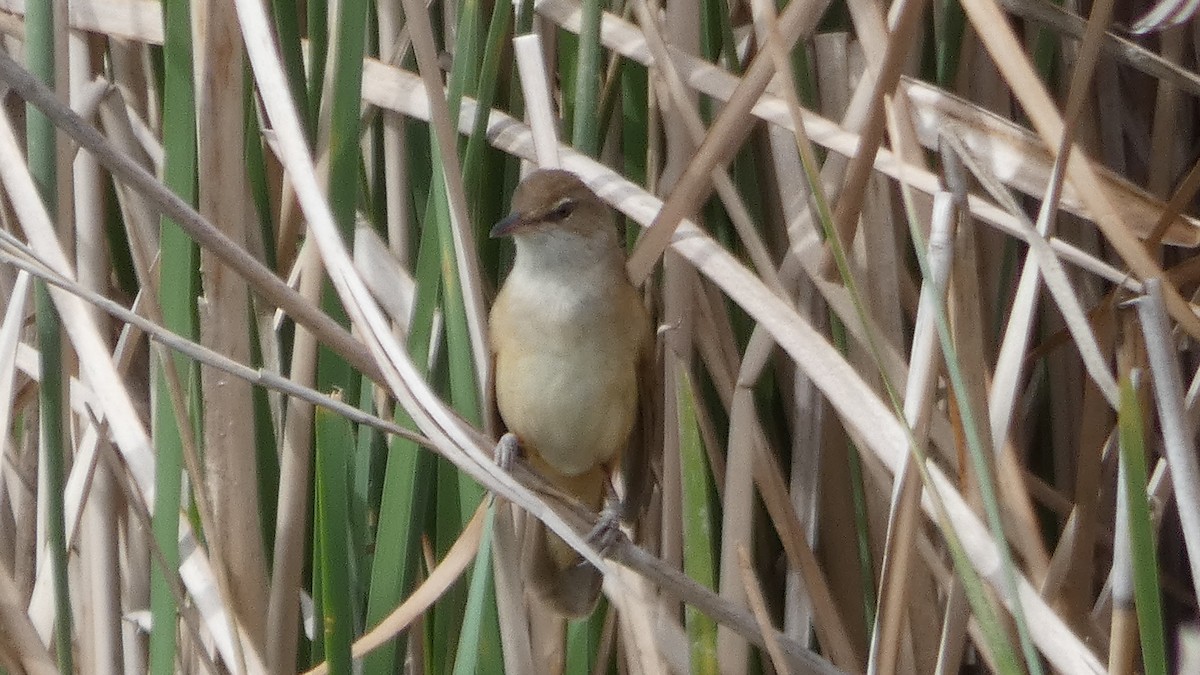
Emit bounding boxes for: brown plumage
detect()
[489,169,654,616]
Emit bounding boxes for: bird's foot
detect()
[585,505,622,558]
[493,432,521,472]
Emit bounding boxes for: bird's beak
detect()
[490,213,524,238]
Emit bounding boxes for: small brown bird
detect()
[489,169,653,617]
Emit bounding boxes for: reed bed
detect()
[0,0,1197,672]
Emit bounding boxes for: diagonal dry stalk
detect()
[1,0,1198,672]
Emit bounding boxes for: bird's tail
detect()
[524,520,604,617]
[523,464,608,617]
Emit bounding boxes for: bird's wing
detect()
[620,302,659,523]
[485,351,504,438]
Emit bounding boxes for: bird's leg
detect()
[585,509,621,558]
[493,432,521,471]
[585,479,623,558]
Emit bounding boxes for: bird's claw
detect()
[585,507,622,558]
[494,432,520,472]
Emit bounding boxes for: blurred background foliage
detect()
[0,0,1199,672]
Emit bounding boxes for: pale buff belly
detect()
[495,340,638,478]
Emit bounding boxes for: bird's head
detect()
[490,169,615,241]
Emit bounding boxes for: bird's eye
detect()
[544,199,576,222]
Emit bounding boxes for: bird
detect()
[489,168,654,617]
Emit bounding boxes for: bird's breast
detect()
[491,268,646,477]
